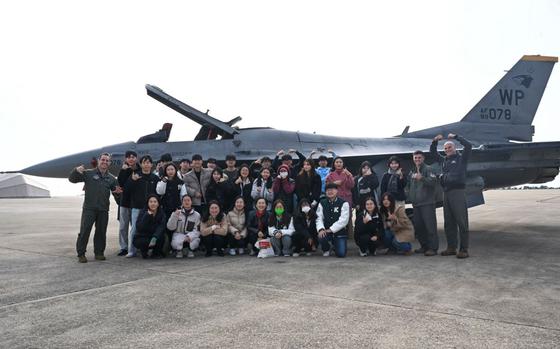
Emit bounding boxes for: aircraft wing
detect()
[145,84,239,137]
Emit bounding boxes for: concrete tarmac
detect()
[0,190,559,348]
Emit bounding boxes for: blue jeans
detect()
[128,208,141,255]
[384,229,412,252]
[319,233,348,258]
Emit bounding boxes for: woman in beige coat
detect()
[200,200,229,257]
[380,192,414,255]
[227,196,248,255]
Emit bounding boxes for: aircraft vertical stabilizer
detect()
[461,55,557,126]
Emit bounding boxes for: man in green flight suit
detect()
[69,153,122,263]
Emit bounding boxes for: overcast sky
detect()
[1,0,559,195]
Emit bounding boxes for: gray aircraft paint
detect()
[14,55,560,208]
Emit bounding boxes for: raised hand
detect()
[76,165,85,174]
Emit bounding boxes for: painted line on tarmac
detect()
[1,245,559,334]
[177,274,560,334]
[0,279,151,310]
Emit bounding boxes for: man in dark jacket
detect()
[406,150,438,256]
[273,149,306,180]
[116,150,137,256]
[69,153,122,263]
[430,133,472,258]
[316,182,350,258]
[124,155,159,257]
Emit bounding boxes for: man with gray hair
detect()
[69,153,122,263]
[430,133,472,258]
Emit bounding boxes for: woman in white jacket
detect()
[251,167,274,210]
[167,195,201,258]
[268,199,295,257]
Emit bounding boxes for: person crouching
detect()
[133,194,166,258]
[268,199,295,257]
[200,200,229,257]
[316,182,350,258]
[167,195,201,258]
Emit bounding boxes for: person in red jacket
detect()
[326,157,355,237]
[325,157,355,208]
[272,164,296,214]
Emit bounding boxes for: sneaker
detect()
[414,248,426,254]
[217,249,225,257]
[249,249,256,256]
[125,252,136,258]
[94,255,106,261]
[205,250,212,257]
[78,255,87,263]
[441,248,457,256]
[403,250,413,256]
[176,251,183,258]
[187,250,195,258]
[117,249,128,256]
[292,252,300,257]
[238,248,245,255]
[228,248,236,256]
[322,251,330,257]
[457,250,469,259]
[147,249,153,258]
[424,249,436,256]
[359,251,368,257]
[385,249,397,255]
[305,252,312,256]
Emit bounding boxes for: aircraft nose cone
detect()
[20,149,102,178]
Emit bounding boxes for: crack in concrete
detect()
[1,245,559,334]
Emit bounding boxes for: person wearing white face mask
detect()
[272,164,296,214]
[292,199,318,256]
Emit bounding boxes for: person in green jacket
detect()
[69,153,122,263]
[406,150,439,256]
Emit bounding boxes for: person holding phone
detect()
[167,195,201,258]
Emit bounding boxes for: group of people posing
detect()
[70,133,472,263]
